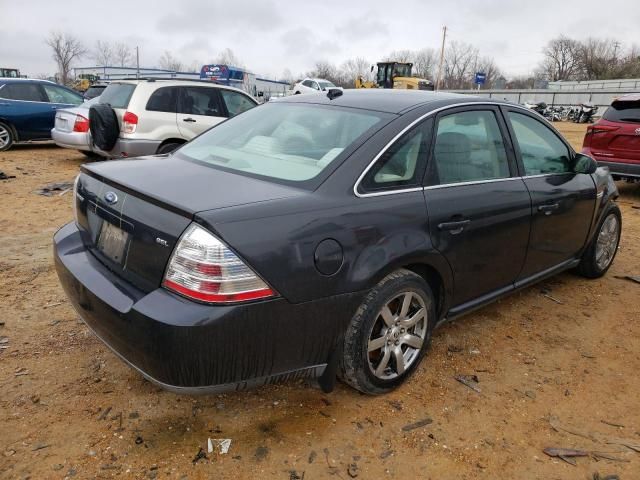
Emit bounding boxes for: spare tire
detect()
[89,104,119,152]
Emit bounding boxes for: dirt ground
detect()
[1,123,640,480]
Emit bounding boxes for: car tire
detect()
[339,269,435,395]
[156,142,182,155]
[576,204,621,279]
[294,91,301,95]
[0,122,15,151]
[89,104,119,152]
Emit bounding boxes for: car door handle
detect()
[182,118,196,123]
[438,219,470,234]
[537,203,560,215]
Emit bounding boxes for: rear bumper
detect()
[584,148,640,178]
[98,138,162,159]
[51,128,92,151]
[53,222,362,393]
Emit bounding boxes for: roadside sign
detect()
[474,72,486,85]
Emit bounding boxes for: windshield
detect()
[177,103,388,184]
[98,83,135,109]
[394,64,412,77]
[318,81,336,89]
[604,101,640,123]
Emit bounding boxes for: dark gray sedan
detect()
[54,90,621,395]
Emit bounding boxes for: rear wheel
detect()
[156,142,182,155]
[340,269,435,394]
[576,204,621,278]
[0,122,14,151]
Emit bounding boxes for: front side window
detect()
[507,112,572,175]
[219,90,256,117]
[0,83,45,102]
[178,103,388,184]
[146,87,177,113]
[430,110,510,185]
[360,121,431,192]
[43,84,83,105]
[179,87,223,117]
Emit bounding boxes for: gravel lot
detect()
[1,123,639,479]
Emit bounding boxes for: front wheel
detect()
[339,269,435,394]
[156,142,182,155]
[0,122,14,151]
[576,204,621,278]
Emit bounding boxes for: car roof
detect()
[277,89,489,114]
[0,77,56,85]
[110,78,254,96]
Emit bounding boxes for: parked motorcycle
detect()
[524,101,547,116]
[573,103,598,123]
[543,106,563,122]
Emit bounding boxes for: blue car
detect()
[0,78,84,151]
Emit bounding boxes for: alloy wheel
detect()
[0,125,10,149]
[595,213,619,270]
[367,291,428,380]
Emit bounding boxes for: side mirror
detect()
[573,153,598,174]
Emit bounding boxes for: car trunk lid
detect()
[55,108,87,133]
[75,156,304,292]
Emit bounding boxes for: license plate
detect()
[97,221,128,264]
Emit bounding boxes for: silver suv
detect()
[90,79,257,158]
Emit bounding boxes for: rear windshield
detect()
[177,103,389,184]
[98,83,135,109]
[603,101,640,123]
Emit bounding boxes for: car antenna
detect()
[327,88,343,100]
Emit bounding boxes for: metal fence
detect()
[445,88,640,110]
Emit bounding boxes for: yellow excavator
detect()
[355,62,434,90]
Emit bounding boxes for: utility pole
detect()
[436,26,447,91]
[136,46,140,79]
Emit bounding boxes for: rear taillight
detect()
[73,114,89,133]
[163,224,276,304]
[122,111,138,134]
[587,125,620,135]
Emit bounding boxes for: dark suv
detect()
[582,93,640,181]
[0,78,84,151]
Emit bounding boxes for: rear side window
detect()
[507,112,572,175]
[220,90,256,117]
[99,83,136,109]
[146,87,177,113]
[179,87,224,117]
[603,101,640,123]
[0,83,46,102]
[43,84,83,105]
[361,121,431,192]
[429,110,510,185]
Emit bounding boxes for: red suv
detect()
[582,94,640,181]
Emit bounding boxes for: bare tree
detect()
[93,40,114,67]
[578,38,619,80]
[384,50,413,63]
[443,41,479,89]
[159,51,183,72]
[540,36,581,81]
[113,42,134,67]
[278,68,294,85]
[341,57,373,85]
[45,32,87,85]
[412,48,437,80]
[214,48,244,67]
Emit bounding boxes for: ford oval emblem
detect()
[104,191,118,205]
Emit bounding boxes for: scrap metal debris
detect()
[0,171,16,180]
[98,406,112,421]
[543,447,628,465]
[192,447,207,464]
[401,418,433,432]
[34,181,74,197]
[542,293,564,304]
[614,275,640,285]
[207,438,231,454]
[455,374,481,393]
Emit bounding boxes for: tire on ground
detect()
[339,269,435,395]
[89,104,119,152]
[576,204,622,279]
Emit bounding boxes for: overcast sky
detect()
[1,0,639,79]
